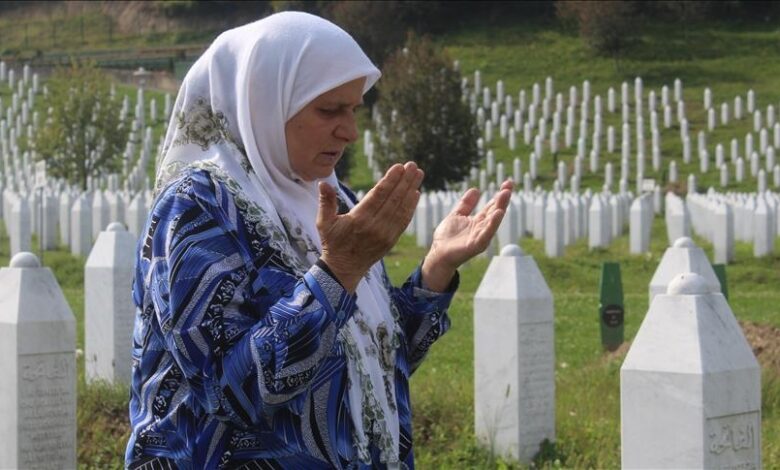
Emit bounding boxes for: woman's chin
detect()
[295,167,336,182]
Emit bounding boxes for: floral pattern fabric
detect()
[126,168,456,469]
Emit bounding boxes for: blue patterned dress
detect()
[126,168,456,469]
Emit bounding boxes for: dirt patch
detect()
[602,340,632,362]
[600,321,780,374]
[739,321,780,374]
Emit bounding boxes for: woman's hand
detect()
[422,180,514,292]
[317,162,424,292]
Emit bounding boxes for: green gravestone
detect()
[599,262,624,351]
[712,263,729,300]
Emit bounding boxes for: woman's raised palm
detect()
[427,180,514,273]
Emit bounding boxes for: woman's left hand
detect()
[421,180,514,292]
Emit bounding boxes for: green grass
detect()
[0,9,218,57]
[386,217,780,468]
[346,17,780,194]
[2,15,780,470]
[5,205,778,468]
[434,18,780,196]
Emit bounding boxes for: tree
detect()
[556,1,638,68]
[374,34,478,191]
[34,62,130,190]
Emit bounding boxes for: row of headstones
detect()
[2,186,152,256]
[471,147,780,199]
[117,86,173,128]
[685,188,780,259]
[367,69,780,195]
[0,61,171,128]
[0,222,760,468]
[0,111,163,197]
[473,236,760,467]
[0,63,43,194]
[118,85,171,194]
[400,181,779,263]
[472,128,780,197]
[467,73,769,155]
[0,219,137,467]
[410,186,642,257]
[464,72,778,192]
[470,88,779,156]
[364,73,780,196]
[467,72,761,116]
[0,60,169,196]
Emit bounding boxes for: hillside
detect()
[1,5,779,468]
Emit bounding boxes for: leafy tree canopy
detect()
[34,62,130,190]
[374,34,478,191]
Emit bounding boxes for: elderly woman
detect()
[126,11,511,470]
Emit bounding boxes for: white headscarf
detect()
[156,12,401,467]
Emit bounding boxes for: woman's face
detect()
[285,77,366,181]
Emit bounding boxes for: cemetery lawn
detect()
[347,17,780,193]
[4,14,780,469]
[2,214,779,468]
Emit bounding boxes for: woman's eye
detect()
[319,108,339,115]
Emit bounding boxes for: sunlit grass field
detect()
[348,18,780,195]
[1,207,778,468]
[1,14,779,469]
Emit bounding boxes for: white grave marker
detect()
[474,245,555,464]
[0,252,77,468]
[622,272,761,470]
[649,237,720,304]
[85,223,137,384]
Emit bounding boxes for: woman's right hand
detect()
[317,162,424,292]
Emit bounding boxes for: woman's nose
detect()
[335,115,359,143]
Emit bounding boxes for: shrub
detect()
[556,1,639,66]
[34,62,130,190]
[374,34,478,191]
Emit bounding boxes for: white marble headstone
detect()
[70,194,93,257]
[474,245,555,464]
[665,193,691,245]
[496,197,518,250]
[753,195,774,257]
[648,237,720,304]
[85,223,136,384]
[58,191,72,247]
[42,193,58,250]
[0,252,76,468]
[126,192,147,239]
[629,196,650,254]
[9,195,31,256]
[622,272,761,469]
[713,202,735,264]
[544,196,563,257]
[415,192,432,248]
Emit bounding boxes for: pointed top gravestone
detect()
[474,244,555,464]
[621,272,761,469]
[0,252,77,468]
[649,237,721,304]
[85,223,137,385]
[415,192,432,248]
[10,194,31,256]
[712,201,735,265]
[70,194,93,257]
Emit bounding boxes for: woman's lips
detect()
[318,151,341,163]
